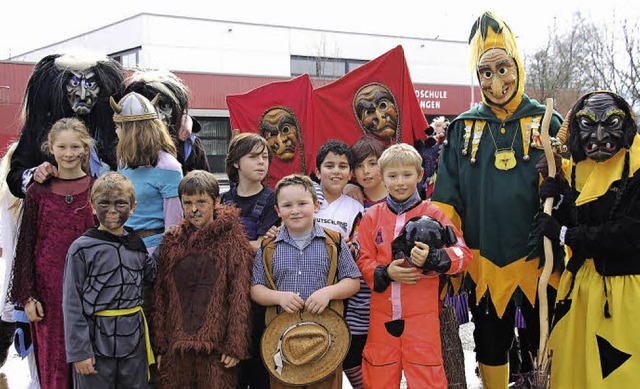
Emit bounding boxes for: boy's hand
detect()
[410,241,430,268]
[264,226,280,240]
[221,354,239,369]
[278,291,305,313]
[305,288,332,314]
[74,357,97,375]
[345,237,358,258]
[25,298,44,322]
[343,183,364,204]
[156,355,162,370]
[387,259,421,285]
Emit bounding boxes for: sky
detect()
[1,0,638,61]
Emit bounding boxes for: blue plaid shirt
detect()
[252,222,361,301]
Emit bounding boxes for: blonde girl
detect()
[10,117,97,389]
[112,91,183,253]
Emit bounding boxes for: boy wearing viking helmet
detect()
[431,12,563,388]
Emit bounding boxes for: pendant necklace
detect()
[63,175,89,206]
[487,123,519,171]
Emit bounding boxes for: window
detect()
[109,47,141,68]
[193,116,231,174]
[291,56,368,79]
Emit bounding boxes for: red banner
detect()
[313,45,428,149]
[227,74,315,187]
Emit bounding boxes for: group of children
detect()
[7,90,471,389]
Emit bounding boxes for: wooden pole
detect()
[537,97,556,367]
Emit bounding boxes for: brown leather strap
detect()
[135,228,164,238]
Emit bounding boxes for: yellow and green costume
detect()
[432,11,563,388]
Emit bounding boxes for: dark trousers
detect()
[237,303,270,389]
[469,287,556,366]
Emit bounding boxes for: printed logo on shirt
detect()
[315,217,348,232]
[375,229,383,244]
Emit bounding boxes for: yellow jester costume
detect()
[545,91,640,389]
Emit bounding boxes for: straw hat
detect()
[261,308,350,386]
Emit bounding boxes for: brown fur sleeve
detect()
[220,218,255,360]
[151,241,172,355]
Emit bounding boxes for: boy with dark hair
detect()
[223,132,280,389]
[63,172,155,388]
[153,170,254,388]
[251,174,361,389]
[223,132,280,247]
[313,140,363,240]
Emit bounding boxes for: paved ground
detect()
[1,323,483,388]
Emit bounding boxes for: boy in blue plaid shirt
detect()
[251,174,360,389]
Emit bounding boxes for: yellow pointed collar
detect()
[571,134,640,206]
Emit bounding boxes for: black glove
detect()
[536,152,564,178]
[534,213,562,244]
[421,248,452,274]
[373,265,392,292]
[539,176,563,201]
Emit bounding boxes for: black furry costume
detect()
[125,70,210,175]
[7,53,124,198]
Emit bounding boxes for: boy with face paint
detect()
[534,91,640,388]
[63,172,156,388]
[431,12,564,388]
[152,170,254,388]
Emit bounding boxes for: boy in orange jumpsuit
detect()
[356,144,472,388]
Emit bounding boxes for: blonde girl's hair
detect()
[116,118,177,168]
[377,143,423,175]
[42,117,94,174]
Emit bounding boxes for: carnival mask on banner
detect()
[259,107,300,162]
[353,83,399,140]
[66,70,100,115]
[576,93,626,162]
[313,46,427,148]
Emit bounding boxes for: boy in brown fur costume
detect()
[152,170,254,388]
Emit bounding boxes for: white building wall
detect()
[12,16,145,62]
[12,13,472,85]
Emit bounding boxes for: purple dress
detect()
[10,176,96,389]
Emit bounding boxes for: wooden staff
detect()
[537,97,555,368]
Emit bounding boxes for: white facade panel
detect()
[11,13,472,85]
[13,17,145,63]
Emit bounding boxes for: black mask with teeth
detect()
[568,91,637,163]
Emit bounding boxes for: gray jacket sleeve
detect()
[62,245,94,363]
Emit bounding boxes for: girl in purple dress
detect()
[10,118,97,389]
